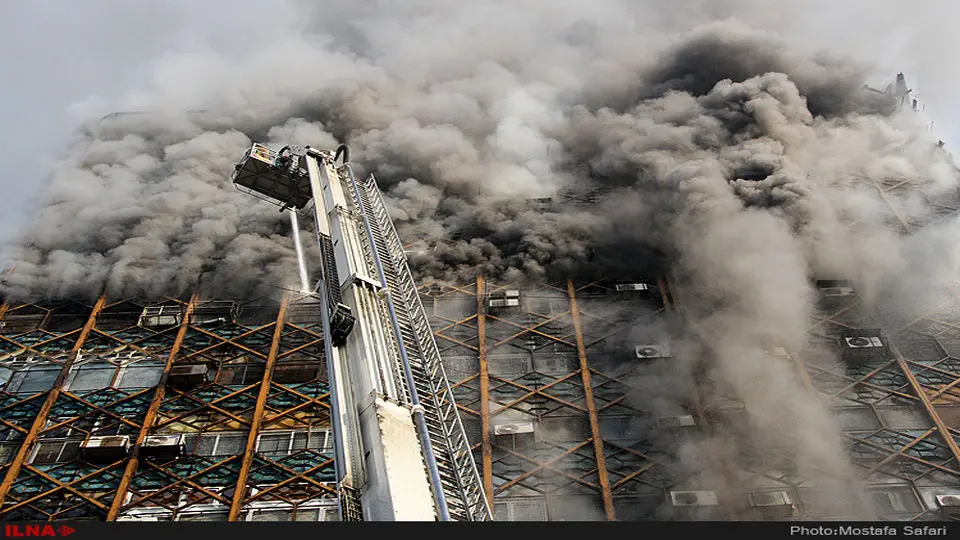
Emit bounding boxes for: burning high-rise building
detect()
[0,5,959,521]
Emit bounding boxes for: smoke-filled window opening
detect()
[0,304,48,334]
[41,301,92,333]
[235,300,281,327]
[523,291,567,318]
[538,416,590,442]
[544,494,607,521]
[530,349,575,377]
[284,300,324,329]
[96,301,145,332]
[433,295,475,321]
[612,495,664,521]
[700,382,748,427]
[597,415,648,444]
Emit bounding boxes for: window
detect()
[532,354,572,376]
[494,498,547,521]
[0,367,12,389]
[248,510,290,521]
[31,439,83,464]
[117,362,164,389]
[244,505,334,522]
[256,429,330,458]
[598,416,641,442]
[66,362,116,392]
[488,355,531,379]
[217,364,265,386]
[869,486,922,515]
[15,365,61,394]
[294,509,323,522]
[177,511,229,521]
[191,432,245,457]
[0,442,20,464]
[541,416,591,442]
[272,364,320,384]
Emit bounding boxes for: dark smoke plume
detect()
[3,1,960,519]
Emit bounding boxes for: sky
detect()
[0,0,958,253]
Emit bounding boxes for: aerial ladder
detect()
[230,142,491,521]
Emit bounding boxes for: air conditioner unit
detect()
[816,280,855,297]
[116,515,161,522]
[140,434,185,460]
[656,415,697,429]
[843,336,884,349]
[488,298,520,308]
[493,422,536,436]
[935,493,960,514]
[167,364,210,389]
[503,290,521,299]
[615,283,649,292]
[635,344,671,359]
[821,287,855,297]
[749,490,797,517]
[80,435,131,462]
[670,490,719,507]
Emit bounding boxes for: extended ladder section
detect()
[349,172,491,521]
[232,142,489,521]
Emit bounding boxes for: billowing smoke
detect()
[3,0,959,519]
